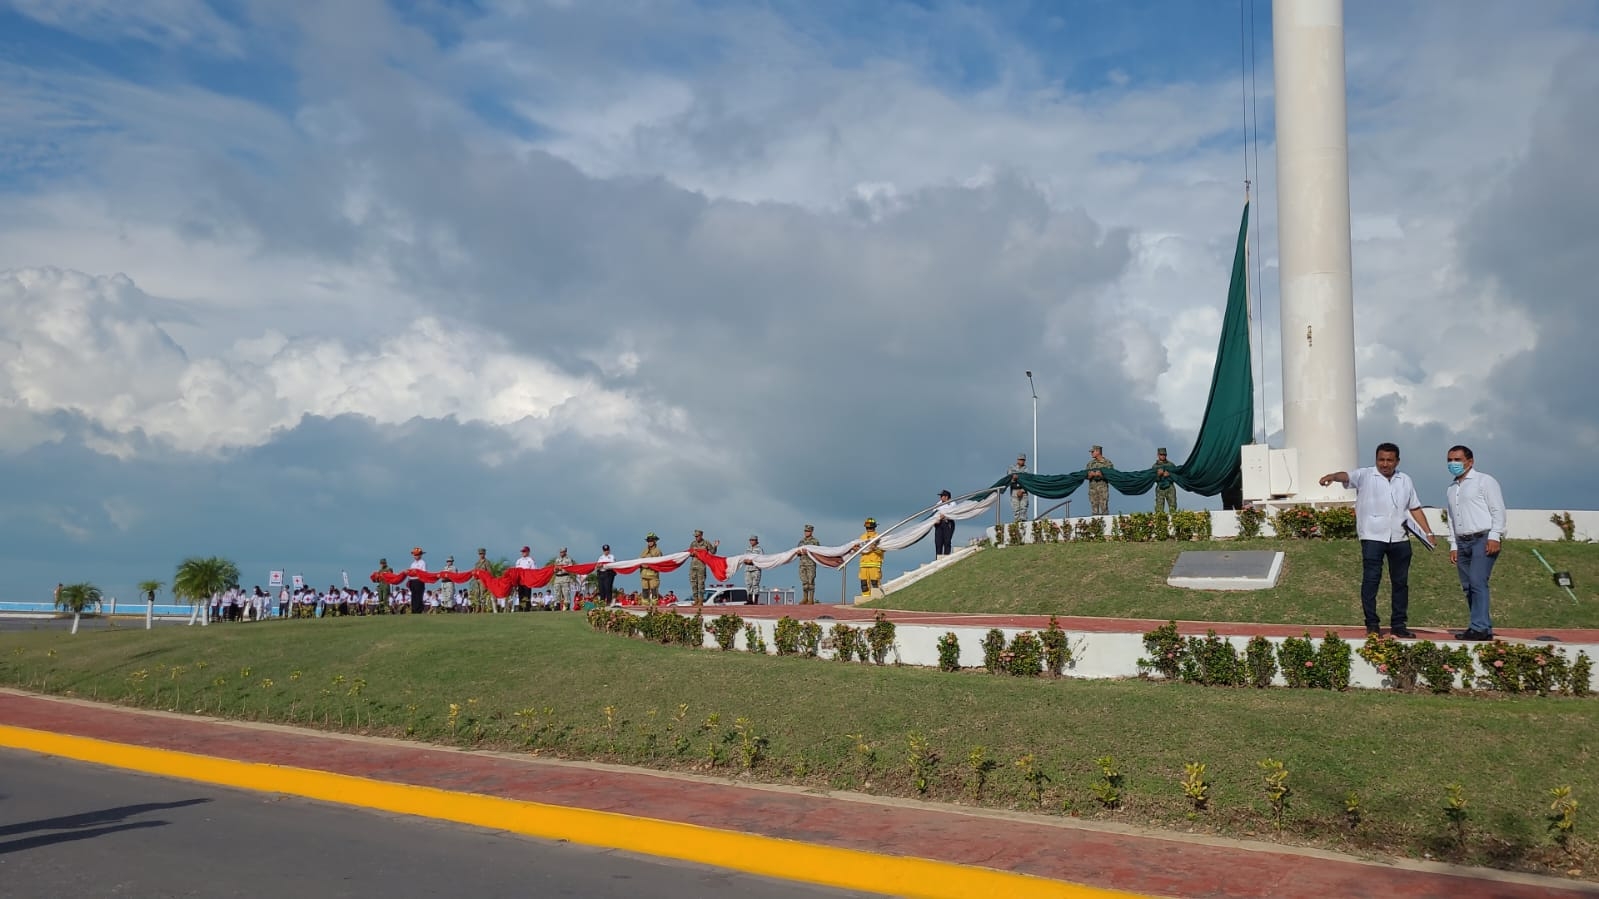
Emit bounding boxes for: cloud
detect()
[0,266,674,455]
[0,0,1596,607]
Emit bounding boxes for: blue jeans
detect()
[1360,539,1411,630]
[1455,534,1497,634]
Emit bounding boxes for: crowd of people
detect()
[203,584,698,621]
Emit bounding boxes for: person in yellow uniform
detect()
[639,533,663,604]
[858,518,884,599]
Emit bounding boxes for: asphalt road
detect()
[0,750,878,899]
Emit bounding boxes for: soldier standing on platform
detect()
[1153,448,1178,515]
[1008,453,1029,522]
[797,525,820,604]
[375,559,392,613]
[743,536,763,603]
[552,548,576,610]
[469,548,491,613]
[1086,445,1114,516]
[639,533,663,602]
[688,530,718,606]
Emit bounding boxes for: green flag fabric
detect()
[988,203,1255,501]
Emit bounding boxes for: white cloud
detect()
[0,267,677,455]
[8,0,245,56]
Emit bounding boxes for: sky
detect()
[2,0,1596,603]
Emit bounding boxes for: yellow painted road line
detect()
[0,724,1147,899]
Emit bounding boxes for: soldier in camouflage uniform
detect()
[1153,447,1178,515]
[639,533,663,603]
[552,548,576,610]
[375,558,392,614]
[1086,445,1114,516]
[467,548,490,613]
[797,525,820,604]
[743,535,763,602]
[688,529,719,607]
[1008,453,1030,522]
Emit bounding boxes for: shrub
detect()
[1550,511,1576,541]
[799,621,823,658]
[1316,506,1357,539]
[1041,616,1071,676]
[1005,522,1025,545]
[1574,652,1593,697]
[1313,632,1352,690]
[681,614,705,647]
[830,623,860,662]
[1236,505,1265,539]
[1278,634,1316,687]
[1140,620,1184,680]
[1184,631,1244,686]
[1359,637,1474,693]
[936,632,961,672]
[772,616,802,656]
[865,612,896,665]
[1244,635,1277,687]
[1171,510,1211,542]
[1114,513,1156,542]
[981,629,1007,674]
[1074,516,1106,542]
[1475,642,1577,695]
[1005,631,1044,677]
[1272,505,1318,539]
[709,613,743,651]
[743,623,768,654]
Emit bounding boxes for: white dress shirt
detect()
[1446,468,1507,549]
[597,552,615,566]
[1347,467,1421,542]
[408,558,428,577]
[514,556,536,569]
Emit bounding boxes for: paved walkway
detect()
[1,690,1592,899]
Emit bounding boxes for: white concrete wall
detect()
[984,509,1599,543]
[627,612,1597,692]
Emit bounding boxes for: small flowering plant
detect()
[1139,620,1184,681]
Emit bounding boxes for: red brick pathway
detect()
[1,690,1591,899]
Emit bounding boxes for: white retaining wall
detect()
[660,615,1599,692]
[987,509,1599,543]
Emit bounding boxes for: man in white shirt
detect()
[514,546,536,611]
[406,547,428,614]
[933,489,958,556]
[595,545,616,605]
[1321,443,1435,638]
[1445,445,1506,641]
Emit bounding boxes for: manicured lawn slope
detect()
[870,539,1599,628]
[3,614,1596,878]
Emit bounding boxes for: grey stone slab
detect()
[1167,550,1285,591]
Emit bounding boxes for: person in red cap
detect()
[513,545,536,611]
[406,547,428,614]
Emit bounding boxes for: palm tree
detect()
[173,557,240,627]
[56,582,102,635]
[138,579,163,630]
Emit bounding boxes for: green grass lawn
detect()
[2,614,1596,878]
[869,539,1599,628]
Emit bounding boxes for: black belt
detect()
[1458,530,1490,540]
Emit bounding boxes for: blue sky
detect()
[2,0,1596,603]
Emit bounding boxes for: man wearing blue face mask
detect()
[1444,445,1506,641]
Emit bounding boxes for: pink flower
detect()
[1536,657,1547,666]
[1493,660,1504,669]
[1377,664,1388,673]
[1305,661,1314,668]
[1444,665,1454,673]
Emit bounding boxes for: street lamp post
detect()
[1025,370,1038,519]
